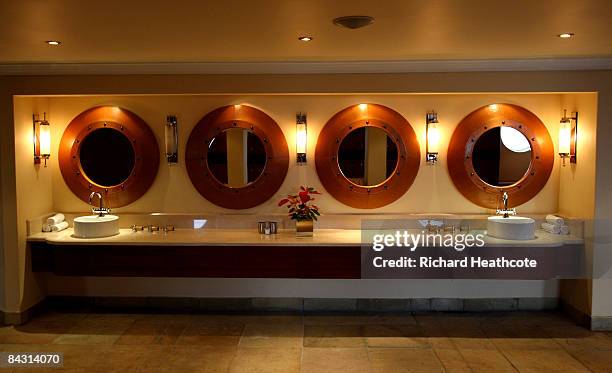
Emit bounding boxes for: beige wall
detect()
[44,93,563,215]
[1,71,611,316]
[557,93,598,316]
[12,97,53,311]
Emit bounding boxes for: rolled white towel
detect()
[47,213,65,225]
[546,214,564,226]
[559,225,570,235]
[541,222,561,234]
[42,224,52,232]
[51,221,69,232]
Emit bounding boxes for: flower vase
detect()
[295,218,314,237]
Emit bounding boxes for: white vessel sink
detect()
[487,216,535,240]
[73,215,120,238]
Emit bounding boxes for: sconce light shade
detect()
[165,115,179,163]
[558,120,571,155]
[296,112,307,164]
[33,113,51,167]
[426,111,440,164]
[559,110,577,166]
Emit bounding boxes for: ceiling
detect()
[1,0,611,65]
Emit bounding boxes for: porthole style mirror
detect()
[447,103,554,208]
[337,127,399,186]
[186,105,289,209]
[207,128,267,187]
[315,104,420,209]
[59,106,160,207]
[472,126,532,187]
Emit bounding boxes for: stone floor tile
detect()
[433,348,471,373]
[238,323,303,348]
[369,348,444,373]
[303,324,366,347]
[229,347,301,373]
[458,348,517,373]
[365,324,429,348]
[501,348,590,373]
[176,323,244,347]
[302,347,370,373]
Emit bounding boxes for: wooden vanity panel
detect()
[30,243,361,279]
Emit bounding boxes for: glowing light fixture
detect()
[500,126,531,153]
[33,113,51,167]
[298,36,313,42]
[296,112,307,164]
[45,40,61,46]
[558,33,574,38]
[425,111,440,164]
[358,103,368,111]
[559,109,578,166]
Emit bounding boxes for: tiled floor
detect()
[1,311,611,372]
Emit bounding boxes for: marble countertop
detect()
[27,228,584,247]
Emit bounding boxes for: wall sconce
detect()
[165,115,178,164]
[425,111,440,164]
[296,112,307,164]
[559,109,578,166]
[33,113,51,167]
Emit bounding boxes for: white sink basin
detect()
[73,215,120,238]
[487,216,535,240]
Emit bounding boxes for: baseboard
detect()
[2,299,48,326]
[590,316,612,331]
[41,296,559,314]
[558,299,612,331]
[560,300,592,328]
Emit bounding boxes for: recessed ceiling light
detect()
[45,40,61,46]
[333,16,375,30]
[558,33,574,38]
[298,36,313,42]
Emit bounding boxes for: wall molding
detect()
[1,58,612,76]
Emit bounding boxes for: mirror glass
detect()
[207,128,266,187]
[472,126,532,186]
[337,127,399,186]
[79,128,135,187]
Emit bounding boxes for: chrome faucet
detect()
[89,192,110,217]
[496,192,516,218]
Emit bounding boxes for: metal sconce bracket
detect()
[560,110,578,166]
[425,111,439,165]
[296,112,307,164]
[33,112,51,167]
[166,115,179,163]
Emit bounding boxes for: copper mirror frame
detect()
[185,105,289,209]
[59,106,160,208]
[315,104,420,209]
[447,103,554,209]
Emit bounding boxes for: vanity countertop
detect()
[27,228,584,247]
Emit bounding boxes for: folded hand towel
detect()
[51,221,69,232]
[541,222,561,234]
[47,213,65,225]
[42,224,52,232]
[559,225,570,235]
[546,214,564,226]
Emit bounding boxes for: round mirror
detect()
[207,128,266,187]
[337,127,399,186]
[79,128,135,187]
[472,126,532,187]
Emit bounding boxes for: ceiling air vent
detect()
[332,16,375,30]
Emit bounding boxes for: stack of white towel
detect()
[42,213,69,233]
[541,214,569,235]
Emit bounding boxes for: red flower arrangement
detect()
[278,186,321,221]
